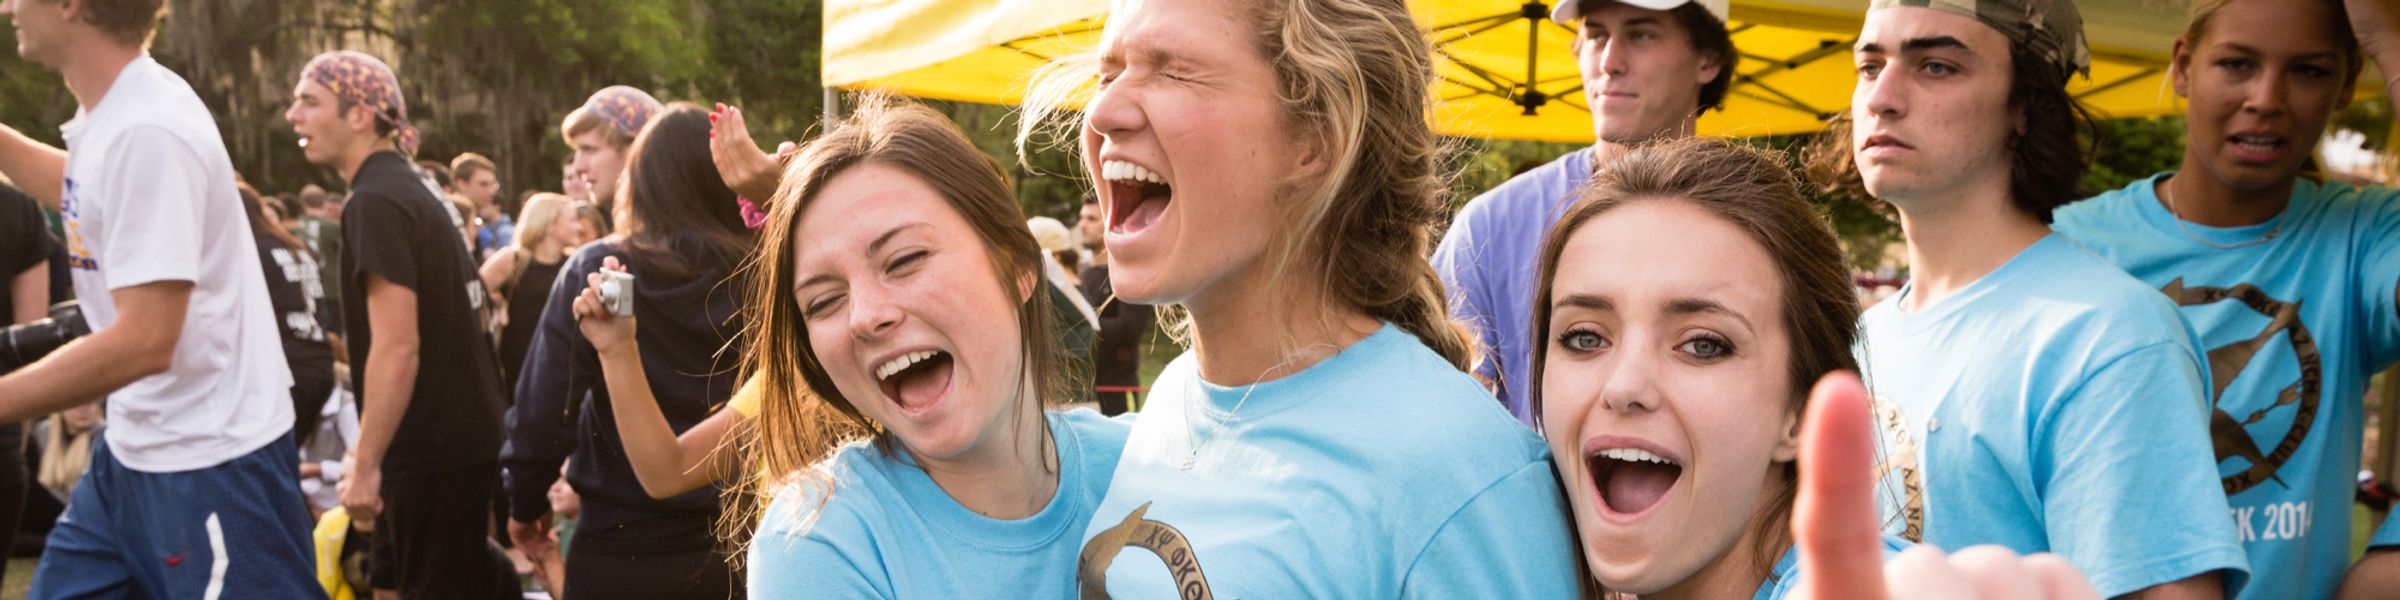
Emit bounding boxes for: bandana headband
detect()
[302,51,419,157]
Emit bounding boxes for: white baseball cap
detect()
[1027,216,1076,253]
[1550,0,1730,26]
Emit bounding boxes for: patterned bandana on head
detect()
[301,51,419,157]
[584,86,664,138]
[1868,0,2090,83]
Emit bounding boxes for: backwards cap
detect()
[1869,0,2090,82]
[582,86,665,138]
[301,51,419,157]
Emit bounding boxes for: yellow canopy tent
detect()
[824,0,2372,142]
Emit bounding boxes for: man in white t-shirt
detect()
[0,0,321,597]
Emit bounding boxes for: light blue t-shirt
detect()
[1858,234,2248,597]
[2055,173,2400,600]
[2375,510,2400,549]
[1433,147,1594,425]
[1750,536,1913,600]
[1077,323,1579,597]
[747,409,1130,598]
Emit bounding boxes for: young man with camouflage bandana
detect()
[1834,0,2249,596]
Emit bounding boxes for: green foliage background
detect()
[3,3,2381,271]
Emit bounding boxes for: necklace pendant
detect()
[1179,454,1197,470]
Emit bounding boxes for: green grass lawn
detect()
[2360,504,2385,561]
[7,557,32,598]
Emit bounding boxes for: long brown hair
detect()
[1020,0,1474,370]
[1531,137,1861,584]
[733,98,1074,541]
[237,182,310,258]
[618,104,755,282]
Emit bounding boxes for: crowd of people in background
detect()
[0,0,2398,598]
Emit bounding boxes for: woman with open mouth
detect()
[1530,137,1910,598]
[582,98,1130,597]
[1019,0,1578,596]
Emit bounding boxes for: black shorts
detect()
[370,464,510,598]
[564,543,741,600]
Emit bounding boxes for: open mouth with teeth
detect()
[1101,160,1173,235]
[875,350,955,413]
[2227,133,2285,162]
[1587,447,1683,517]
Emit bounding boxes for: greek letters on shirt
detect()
[1868,394,1926,542]
[1080,503,1214,600]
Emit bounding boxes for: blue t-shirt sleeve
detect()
[2373,508,2400,549]
[1397,459,1579,598]
[2040,341,2248,596]
[2349,184,2400,368]
[748,500,893,599]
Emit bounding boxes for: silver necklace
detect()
[2163,181,2282,250]
[1181,374,1262,471]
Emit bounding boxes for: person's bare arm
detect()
[2341,548,2400,600]
[0,126,68,211]
[9,263,44,325]
[600,345,744,498]
[478,247,517,304]
[2347,0,2400,102]
[340,275,420,524]
[2118,573,2220,600]
[0,281,190,421]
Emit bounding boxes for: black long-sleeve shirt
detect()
[1079,264,1154,388]
[502,237,743,554]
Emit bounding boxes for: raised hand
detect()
[1791,372,2101,600]
[710,103,786,201]
[2347,0,2400,58]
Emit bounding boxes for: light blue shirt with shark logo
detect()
[1078,323,1578,598]
[2057,173,2400,600]
[1857,233,2247,597]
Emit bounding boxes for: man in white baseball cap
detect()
[1550,0,1729,36]
[1433,0,1735,425]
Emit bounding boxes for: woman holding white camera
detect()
[502,103,757,599]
